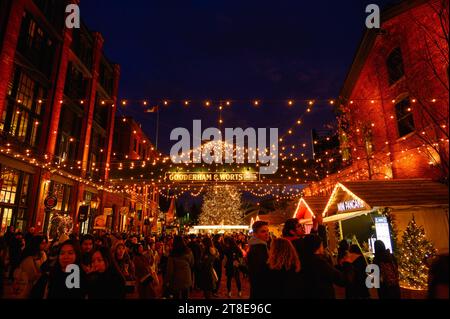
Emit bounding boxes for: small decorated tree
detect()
[398,216,436,290]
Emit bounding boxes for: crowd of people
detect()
[0,217,448,299]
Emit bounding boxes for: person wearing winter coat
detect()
[113,242,136,282]
[80,234,95,275]
[265,238,305,299]
[373,240,401,299]
[212,234,224,296]
[345,245,370,299]
[223,236,243,298]
[282,218,304,242]
[12,235,47,298]
[187,235,202,289]
[30,240,87,299]
[197,237,219,299]
[133,244,158,299]
[301,234,354,299]
[87,246,126,299]
[247,221,270,299]
[165,236,194,299]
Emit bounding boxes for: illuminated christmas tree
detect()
[398,217,436,290]
[200,185,243,225]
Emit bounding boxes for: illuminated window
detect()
[17,72,35,110]
[0,169,19,204]
[0,167,31,233]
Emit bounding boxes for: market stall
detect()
[321,179,449,254]
[294,196,329,233]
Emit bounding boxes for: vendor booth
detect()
[294,196,329,233]
[322,179,449,255]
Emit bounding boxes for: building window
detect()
[18,12,54,77]
[395,97,415,137]
[3,69,46,146]
[387,47,405,85]
[17,72,35,110]
[0,169,20,205]
[49,182,72,213]
[0,167,32,233]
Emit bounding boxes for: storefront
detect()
[322,179,449,255]
[78,189,100,235]
[0,152,40,234]
[294,196,328,234]
[0,164,33,233]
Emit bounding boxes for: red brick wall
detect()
[344,0,448,181]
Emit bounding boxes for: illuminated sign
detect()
[165,172,259,183]
[337,199,365,212]
[375,217,393,253]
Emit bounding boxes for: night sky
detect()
[81,0,397,157]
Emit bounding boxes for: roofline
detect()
[339,0,432,101]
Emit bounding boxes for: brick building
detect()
[112,116,157,161]
[305,0,449,196]
[109,116,159,234]
[0,0,130,236]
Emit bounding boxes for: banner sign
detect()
[337,199,365,212]
[165,172,259,183]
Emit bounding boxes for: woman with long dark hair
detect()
[165,236,194,299]
[88,246,126,299]
[30,240,87,299]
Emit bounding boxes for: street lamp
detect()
[90,196,99,210]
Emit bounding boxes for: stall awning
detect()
[323,210,372,223]
[323,179,449,217]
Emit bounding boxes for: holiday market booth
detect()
[294,196,329,233]
[322,179,449,256]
